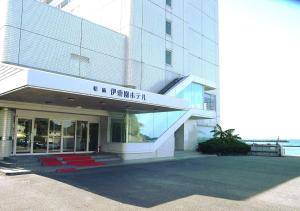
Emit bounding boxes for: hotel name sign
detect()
[93,85,146,102]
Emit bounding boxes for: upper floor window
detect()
[204,93,216,111]
[165,50,172,66]
[166,20,172,36]
[166,0,172,7]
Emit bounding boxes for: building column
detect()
[0,108,15,159]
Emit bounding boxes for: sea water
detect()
[281,140,300,156]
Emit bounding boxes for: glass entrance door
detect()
[89,123,99,151]
[76,121,88,152]
[49,120,62,153]
[63,120,76,152]
[15,116,94,154]
[33,118,49,153]
[16,119,32,154]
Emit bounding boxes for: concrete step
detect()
[5,157,40,164]
[93,157,121,162]
[91,154,119,159]
[0,160,17,168]
[0,167,31,176]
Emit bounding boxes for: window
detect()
[204,93,216,111]
[111,118,126,143]
[165,50,172,65]
[166,20,172,36]
[166,0,172,7]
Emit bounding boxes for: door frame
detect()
[88,122,101,152]
[13,110,100,155]
[14,117,34,155]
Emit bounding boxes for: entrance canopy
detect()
[0,64,188,113]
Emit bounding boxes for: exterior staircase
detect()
[153,76,217,155]
[103,75,217,158]
[158,77,186,94]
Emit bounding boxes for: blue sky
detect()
[219,0,300,139]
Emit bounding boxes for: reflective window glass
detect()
[76,121,88,151]
[176,83,204,109]
[166,20,172,35]
[63,120,75,152]
[166,0,172,7]
[165,50,172,65]
[111,118,126,143]
[33,118,48,153]
[16,119,32,154]
[128,113,154,142]
[49,120,62,153]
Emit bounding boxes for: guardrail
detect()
[249,144,282,157]
[243,140,288,143]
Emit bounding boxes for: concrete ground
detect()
[1,156,300,210]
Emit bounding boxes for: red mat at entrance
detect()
[56,168,77,173]
[40,157,63,167]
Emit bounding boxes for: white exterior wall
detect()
[59,0,219,93]
[0,0,126,86]
[1,0,219,94]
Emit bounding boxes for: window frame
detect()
[165,49,173,66]
[166,20,172,36]
[166,0,172,8]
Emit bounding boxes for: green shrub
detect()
[198,138,250,155]
[197,124,250,155]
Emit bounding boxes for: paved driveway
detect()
[1,156,300,210]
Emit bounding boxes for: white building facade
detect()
[0,0,219,159]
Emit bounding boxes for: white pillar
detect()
[0,108,15,158]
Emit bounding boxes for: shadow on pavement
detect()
[41,156,300,208]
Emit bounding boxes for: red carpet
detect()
[39,154,106,169]
[56,168,77,173]
[40,157,63,167]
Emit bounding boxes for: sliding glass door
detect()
[89,123,99,152]
[76,121,88,152]
[49,120,62,153]
[16,119,32,154]
[33,118,49,153]
[15,116,97,154]
[63,120,76,152]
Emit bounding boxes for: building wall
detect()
[0,0,220,154]
[125,0,219,92]
[1,0,219,91]
[60,0,219,93]
[0,0,126,85]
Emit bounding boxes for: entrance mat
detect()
[40,157,63,167]
[56,168,77,173]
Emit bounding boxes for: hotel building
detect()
[0,0,219,159]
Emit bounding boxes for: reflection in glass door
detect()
[33,118,49,153]
[49,120,62,153]
[89,123,99,152]
[63,120,76,152]
[16,119,32,154]
[76,121,88,151]
[111,118,125,143]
